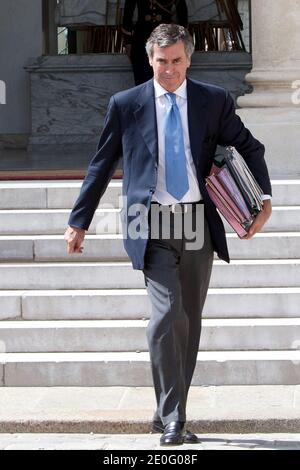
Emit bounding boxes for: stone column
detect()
[237,0,300,177]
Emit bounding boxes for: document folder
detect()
[205,146,264,237]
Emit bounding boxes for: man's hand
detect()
[64,226,86,254]
[241,199,272,240]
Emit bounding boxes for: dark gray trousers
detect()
[143,204,214,425]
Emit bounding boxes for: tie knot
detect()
[166,92,177,106]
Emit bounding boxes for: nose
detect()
[165,64,175,75]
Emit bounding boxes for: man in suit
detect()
[122,0,188,84]
[64,24,272,446]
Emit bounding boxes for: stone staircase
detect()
[0,179,300,387]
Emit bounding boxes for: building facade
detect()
[0,0,299,177]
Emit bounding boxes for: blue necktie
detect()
[165,92,189,200]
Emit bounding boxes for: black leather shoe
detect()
[159,421,185,446]
[152,420,199,444]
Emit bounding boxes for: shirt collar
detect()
[153,79,187,100]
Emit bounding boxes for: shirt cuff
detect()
[261,194,272,200]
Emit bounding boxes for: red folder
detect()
[205,147,263,237]
[206,182,249,237]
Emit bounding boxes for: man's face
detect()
[149,41,191,92]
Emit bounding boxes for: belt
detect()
[144,14,163,22]
[151,200,204,214]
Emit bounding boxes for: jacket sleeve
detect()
[122,0,137,45]
[217,91,272,196]
[68,96,122,230]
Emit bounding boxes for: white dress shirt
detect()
[152,79,202,204]
[151,79,271,204]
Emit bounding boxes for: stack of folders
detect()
[205,146,264,237]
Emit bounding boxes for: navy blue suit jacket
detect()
[68,78,272,269]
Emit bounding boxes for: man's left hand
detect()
[241,199,272,240]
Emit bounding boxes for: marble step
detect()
[0,206,299,235]
[0,260,299,290]
[0,318,299,353]
[1,350,300,386]
[1,232,300,262]
[1,287,299,321]
[0,179,299,209]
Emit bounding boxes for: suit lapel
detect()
[133,80,158,163]
[187,78,209,168]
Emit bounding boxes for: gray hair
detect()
[145,24,195,59]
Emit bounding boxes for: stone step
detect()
[0,232,300,262]
[225,206,300,233]
[0,318,299,353]
[0,260,299,290]
[226,233,300,258]
[0,181,122,210]
[2,432,300,449]
[1,287,299,321]
[270,180,300,206]
[1,350,300,386]
[0,206,298,235]
[0,385,299,434]
[0,179,299,209]
[0,209,122,235]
